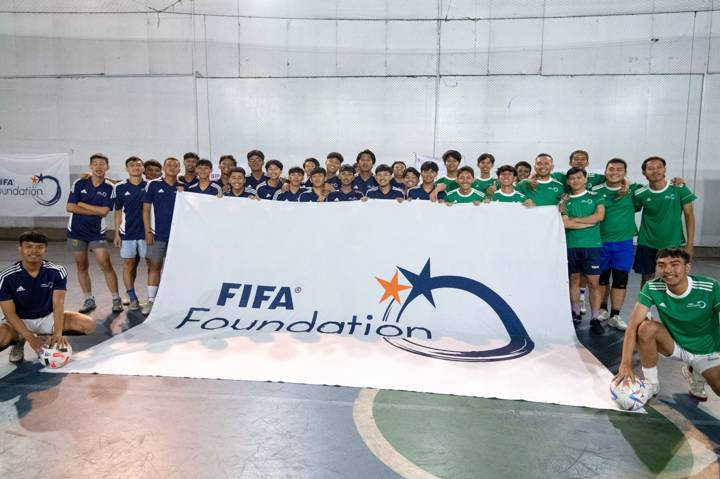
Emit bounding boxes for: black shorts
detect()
[567,247,601,276]
[633,244,658,275]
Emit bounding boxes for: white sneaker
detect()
[607,315,628,331]
[681,366,708,401]
[644,381,659,397]
[141,300,154,316]
[9,339,25,364]
[598,309,610,321]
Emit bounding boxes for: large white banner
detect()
[0,153,70,217]
[54,194,618,410]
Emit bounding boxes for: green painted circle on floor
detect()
[372,390,702,479]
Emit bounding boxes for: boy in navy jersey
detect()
[391,161,406,189]
[113,157,147,311]
[187,159,222,197]
[352,149,378,194]
[246,150,268,190]
[302,158,321,187]
[274,167,307,201]
[408,161,444,201]
[365,164,405,201]
[325,153,343,190]
[328,165,364,202]
[143,159,162,180]
[226,167,257,198]
[0,231,95,363]
[142,157,182,315]
[66,153,122,314]
[178,152,199,189]
[403,167,420,193]
[256,160,284,199]
[214,155,236,193]
[299,167,329,202]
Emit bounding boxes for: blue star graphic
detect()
[398,258,436,308]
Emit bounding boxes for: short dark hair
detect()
[566,167,587,178]
[496,164,517,177]
[514,161,532,171]
[420,161,439,173]
[327,152,344,163]
[606,158,627,170]
[144,159,161,170]
[247,150,265,161]
[229,167,246,176]
[536,153,553,161]
[265,159,283,171]
[374,164,392,175]
[183,152,199,161]
[477,153,495,165]
[442,150,461,162]
[357,149,376,164]
[310,167,326,177]
[457,166,475,177]
[391,160,406,169]
[569,150,589,161]
[657,248,691,263]
[288,167,305,176]
[163,157,179,165]
[404,167,420,178]
[90,153,109,165]
[19,231,48,245]
[196,159,213,169]
[339,164,356,174]
[304,158,320,169]
[219,155,237,166]
[642,156,666,171]
[125,156,143,167]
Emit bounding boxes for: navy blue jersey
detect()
[143,178,180,243]
[113,179,147,240]
[66,178,115,241]
[352,175,377,194]
[407,185,446,201]
[303,178,313,188]
[327,189,364,202]
[274,188,307,202]
[246,174,268,190]
[0,261,67,319]
[255,181,284,200]
[225,187,257,198]
[326,176,341,190]
[212,177,231,193]
[178,174,199,189]
[298,190,326,202]
[391,178,405,189]
[366,186,405,200]
[187,182,222,196]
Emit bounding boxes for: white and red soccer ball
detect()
[38,343,72,369]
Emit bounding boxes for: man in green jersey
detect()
[561,167,606,334]
[632,157,696,288]
[444,166,487,204]
[492,165,533,206]
[552,150,605,190]
[474,153,500,196]
[436,150,462,193]
[615,248,720,401]
[516,153,565,206]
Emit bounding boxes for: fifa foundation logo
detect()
[176,258,535,363]
[0,173,62,206]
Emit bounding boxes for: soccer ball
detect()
[610,378,649,411]
[38,343,73,369]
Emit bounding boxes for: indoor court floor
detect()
[1,240,719,478]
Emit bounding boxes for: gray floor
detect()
[0,240,719,478]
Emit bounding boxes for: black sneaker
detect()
[590,318,605,335]
[572,313,582,325]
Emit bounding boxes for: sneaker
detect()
[572,312,582,325]
[141,300,154,316]
[607,315,628,331]
[681,366,708,401]
[590,318,605,334]
[644,381,660,397]
[9,339,25,364]
[128,299,141,311]
[79,297,96,313]
[598,309,610,321]
[112,298,124,313]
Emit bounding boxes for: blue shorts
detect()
[600,239,634,272]
[120,239,147,259]
[633,244,659,275]
[567,247,602,275]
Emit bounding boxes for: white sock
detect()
[642,366,659,384]
[148,286,158,301]
[84,292,94,300]
[112,293,121,301]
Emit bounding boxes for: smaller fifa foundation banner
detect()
[54,194,618,410]
[0,153,70,217]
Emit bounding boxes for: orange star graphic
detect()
[375,271,411,304]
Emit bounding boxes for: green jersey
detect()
[638,276,720,355]
[516,178,564,206]
[472,177,500,195]
[591,182,640,243]
[562,190,604,248]
[445,188,486,204]
[633,182,696,249]
[552,171,605,192]
[492,189,527,203]
[437,176,459,193]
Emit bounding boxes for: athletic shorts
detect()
[147,241,168,261]
[567,247,602,275]
[600,239,634,272]
[663,342,720,375]
[67,238,107,252]
[633,244,658,275]
[120,239,147,259]
[1,312,54,335]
